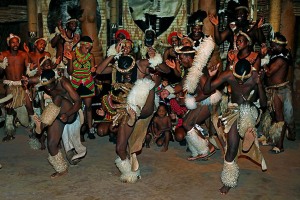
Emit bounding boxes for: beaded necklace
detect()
[75,47,91,68]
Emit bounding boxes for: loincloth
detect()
[4,80,26,109]
[221,102,267,170]
[265,81,294,125]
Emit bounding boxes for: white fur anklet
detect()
[221,160,239,188]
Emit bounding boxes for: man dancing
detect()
[204,59,267,194]
[28,69,85,177]
[0,34,35,141]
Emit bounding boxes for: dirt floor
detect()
[0,119,300,200]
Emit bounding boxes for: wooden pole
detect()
[198,0,222,68]
[280,0,296,84]
[193,0,199,12]
[27,0,37,38]
[269,0,281,32]
[80,0,103,63]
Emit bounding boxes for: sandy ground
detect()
[0,121,300,200]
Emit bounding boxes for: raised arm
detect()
[65,51,74,75]
[208,14,231,45]
[203,64,227,94]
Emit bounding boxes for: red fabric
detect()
[170,99,187,116]
[115,29,131,40]
[167,31,178,45]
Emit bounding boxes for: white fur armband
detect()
[127,78,155,117]
[26,65,38,77]
[107,44,122,59]
[261,54,270,66]
[0,57,8,69]
[148,53,163,69]
[201,90,222,105]
[185,94,197,110]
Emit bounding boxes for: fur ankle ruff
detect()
[115,157,139,183]
[221,160,239,188]
[48,151,68,173]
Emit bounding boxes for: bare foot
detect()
[127,107,136,127]
[161,146,168,152]
[242,128,255,152]
[219,185,231,195]
[50,170,68,179]
[187,153,208,161]
[33,115,42,134]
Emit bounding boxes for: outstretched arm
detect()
[203,64,226,94]
[208,14,230,45]
[95,55,114,74]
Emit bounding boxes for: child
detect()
[152,104,173,152]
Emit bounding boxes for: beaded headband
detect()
[114,55,136,73]
[271,38,288,45]
[237,31,252,46]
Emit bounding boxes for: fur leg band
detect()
[5,114,15,136]
[221,160,239,188]
[269,121,285,143]
[48,150,68,173]
[186,128,209,156]
[115,157,139,183]
[41,103,61,126]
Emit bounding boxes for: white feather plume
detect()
[183,36,215,94]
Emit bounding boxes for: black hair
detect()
[235,59,251,76]
[80,35,93,43]
[41,69,55,80]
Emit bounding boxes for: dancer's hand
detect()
[208,63,220,77]
[209,14,219,26]
[64,51,72,60]
[23,43,29,53]
[60,113,68,123]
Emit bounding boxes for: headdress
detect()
[232,59,254,81]
[144,26,156,47]
[174,46,196,54]
[180,36,194,46]
[237,31,252,46]
[79,36,93,45]
[167,32,179,46]
[188,10,207,27]
[66,5,83,24]
[7,33,21,45]
[34,38,48,46]
[235,0,249,12]
[114,55,136,74]
[271,32,288,45]
[40,69,56,86]
[115,29,131,40]
[39,56,51,67]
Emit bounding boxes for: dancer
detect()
[0,34,35,141]
[263,32,296,153]
[204,58,267,194]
